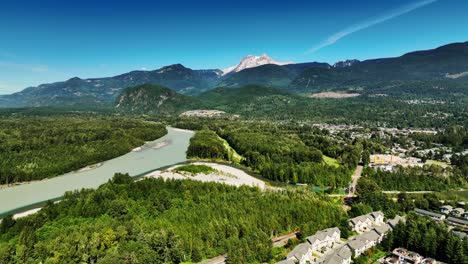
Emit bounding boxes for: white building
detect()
[285,243,313,264]
[306,227,341,252]
[348,211,384,233]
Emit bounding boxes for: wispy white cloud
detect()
[305,0,438,54]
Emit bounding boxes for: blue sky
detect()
[1,0,467,94]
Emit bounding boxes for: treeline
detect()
[196,87,467,128]
[177,120,358,188]
[0,117,166,184]
[353,174,464,218]
[0,174,344,263]
[381,214,468,263]
[411,125,468,150]
[186,130,229,160]
[362,165,463,191]
[260,162,351,188]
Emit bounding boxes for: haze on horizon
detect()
[1,0,468,94]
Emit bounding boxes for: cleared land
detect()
[217,135,244,163]
[323,155,340,168]
[310,92,361,98]
[145,162,266,190]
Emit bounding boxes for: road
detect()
[198,255,227,264]
[382,191,434,194]
[348,165,363,197]
[272,231,299,247]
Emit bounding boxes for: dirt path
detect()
[272,231,299,247]
[198,255,227,264]
[348,165,363,197]
[382,191,434,194]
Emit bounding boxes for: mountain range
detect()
[1,41,467,108]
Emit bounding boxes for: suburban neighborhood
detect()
[276,212,404,264]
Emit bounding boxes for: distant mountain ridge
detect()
[290,41,468,93]
[0,64,222,107]
[1,41,468,108]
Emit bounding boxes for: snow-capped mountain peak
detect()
[222,54,293,75]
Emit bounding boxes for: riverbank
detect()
[0,127,194,216]
[145,162,267,190]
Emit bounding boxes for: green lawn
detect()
[426,159,450,167]
[217,135,244,163]
[438,190,468,202]
[323,155,340,168]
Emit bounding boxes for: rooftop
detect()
[306,227,340,245]
[414,208,445,218]
[287,242,311,260]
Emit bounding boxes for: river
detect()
[0,127,194,216]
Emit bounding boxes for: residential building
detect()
[306,227,340,252]
[346,230,380,257]
[276,259,296,264]
[346,239,366,258]
[334,246,352,264]
[373,224,390,242]
[447,216,468,227]
[439,205,453,214]
[348,211,384,232]
[450,207,465,217]
[286,243,313,264]
[387,215,405,229]
[414,208,446,221]
[452,231,468,239]
[370,211,385,225]
[321,255,347,264]
[463,212,468,219]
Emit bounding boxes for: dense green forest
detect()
[186,130,230,160]
[176,120,362,188]
[381,214,468,263]
[0,174,344,263]
[362,165,464,191]
[0,118,166,184]
[199,85,467,128]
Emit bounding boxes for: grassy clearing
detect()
[438,190,468,202]
[323,155,340,168]
[426,159,450,167]
[174,164,216,176]
[217,135,244,163]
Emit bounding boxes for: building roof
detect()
[349,211,384,226]
[447,216,468,226]
[440,205,453,210]
[322,254,345,264]
[347,239,365,251]
[276,259,296,264]
[349,214,371,225]
[374,224,390,235]
[387,215,405,228]
[370,211,384,220]
[287,243,311,260]
[358,230,380,242]
[335,245,352,259]
[306,227,340,245]
[414,208,445,218]
[452,231,468,239]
